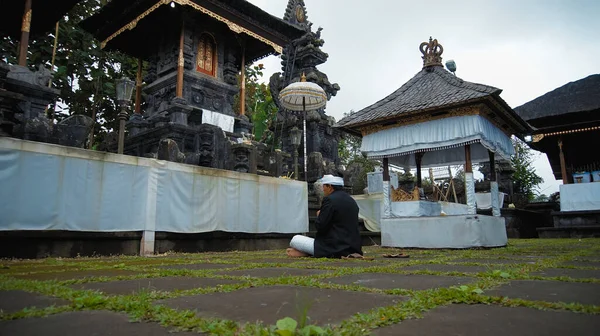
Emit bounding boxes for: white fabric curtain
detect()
[0,138,308,233]
[361,115,514,168]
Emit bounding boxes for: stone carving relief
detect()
[232,145,251,173]
[197,125,215,167]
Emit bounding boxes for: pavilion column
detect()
[134,58,143,115]
[489,150,501,217]
[176,21,185,98]
[465,144,476,214]
[415,152,423,200]
[18,0,33,66]
[239,42,246,116]
[382,157,392,218]
[558,138,568,184]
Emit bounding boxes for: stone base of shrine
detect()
[380,215,507,249]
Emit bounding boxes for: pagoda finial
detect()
[300,72,307,82]
[283,0,309,30]
[420,37,444,68]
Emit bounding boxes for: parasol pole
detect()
[303,96,307,181]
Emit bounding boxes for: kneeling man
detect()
[287,174,363,258]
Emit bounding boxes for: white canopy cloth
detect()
[279,75,327,179]
[361,115,514,167]
[279,78,328,112]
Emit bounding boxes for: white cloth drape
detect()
[0,138,308,233]
[202,109,235,133]
[361,115,514,168]
[560,183,600,211]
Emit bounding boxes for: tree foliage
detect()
[337,110,364,167]
[1,0,141,148]
[511,138,544,201]
[233,64,278,142]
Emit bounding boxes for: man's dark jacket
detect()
[314,189,363,258]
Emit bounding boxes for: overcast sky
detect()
[248,0,600,195]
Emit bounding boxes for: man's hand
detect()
[316,210,321,216]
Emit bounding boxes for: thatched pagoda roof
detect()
[514,74,600,128]
[336,62,531,138]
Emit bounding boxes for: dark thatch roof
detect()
[514,74,600,122]
[0,0,81,39]
[336,66,503,129]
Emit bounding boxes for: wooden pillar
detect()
[415,153,423,188]
[488,150,496,182]
[382,157,390,181]
[464,144,472,173]
[382,157,391,218]
[465,144,476,214]
[176,21,185,98]
[18,0,33,66]
[558,138,568,184]
[239,42,246,116]
[134,58,143,114]
[489,150,501,217]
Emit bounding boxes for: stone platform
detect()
[381,215,507,248]
[1,239,598,335]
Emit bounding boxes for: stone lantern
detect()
[115,76,135,154]
[290,126,302,180]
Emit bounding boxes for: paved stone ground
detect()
[0,239,599,335]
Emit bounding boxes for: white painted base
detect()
[140,230,155,256]
[381,215,507,249]
[391,201,441,217]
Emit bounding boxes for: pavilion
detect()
[336,38,531,248]
[514,74,600,236]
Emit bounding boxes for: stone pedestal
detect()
[168,97,192,126]
[381,215,507,248]
[234,115,252,135]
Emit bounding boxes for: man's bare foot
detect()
[286,248,309,258]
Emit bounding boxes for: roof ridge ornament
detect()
[420,37,444,68]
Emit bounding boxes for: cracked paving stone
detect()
[372,304,600,336]
[217,267,331,278]
[0,290,69,314]
[485,280,600,306]
[401,264,494,273]
[0,310,197,336]
[159,285,403,326]
[158,263,235,270]
[532,268,600,279]
[323,273,475,290]
[451,258,537,265]
[70,276,241,295]
[12,269,139,281]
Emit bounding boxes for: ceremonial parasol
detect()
[279,73,327,180]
